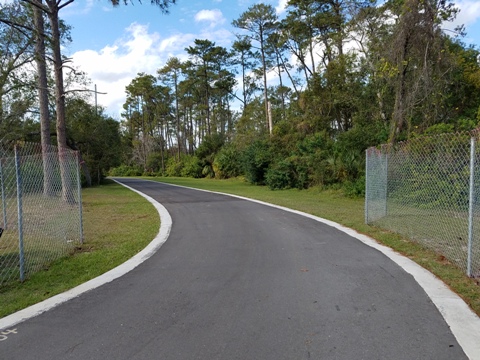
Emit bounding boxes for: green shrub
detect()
[146,152,165,173]
[293,132,336,187]
[181,155,202,178]
[195,133,225,161]
[265,160,293,190]
[202,164,215,178]
[213,144,242,179]
[343,175,366,197]
[108,164,142,176]
[241,140,272,185]
[424,123,455,135]
[194,133,226,179]
[165,157,184,177]
[265,156,309,190]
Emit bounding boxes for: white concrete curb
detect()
[156,180,480,360]
[0,180,172,331]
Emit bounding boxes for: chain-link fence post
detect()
[365,147,389,224]
[0,159,6,229]
[76,152,84,245]
[384,151,388,218]
[468,137,475,277]
[365,149,369,224]
[14,145,25,282]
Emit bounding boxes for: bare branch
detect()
[0,18,36,37]
[61,64,81,74]
[63,89,107,95]
[58,0,75,11]
[20,0,50,14]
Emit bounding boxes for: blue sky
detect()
[56,0,480,118]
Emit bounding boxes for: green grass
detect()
[148,176,480,317]
[0,180,159,318]
[0,193,83,283]
[372,201,480,272]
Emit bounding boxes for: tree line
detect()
[118,0,480,194]
[1,0,480,194]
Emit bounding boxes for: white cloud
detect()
[199,28,234,47]
[442,0,480,42]
[123,23,159,53]
[275,0,288,15]
[159,32,197,53]
[194,9,226,27]
[83,0,95,13]
[70,23,172,118]
[454,0,480,27]
[60,0,96,16]
[70,20,236,117]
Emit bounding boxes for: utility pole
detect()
[93,84,107,116]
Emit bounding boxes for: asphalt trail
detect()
[0,179,467,359]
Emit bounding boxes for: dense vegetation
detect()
[1,0,479,191]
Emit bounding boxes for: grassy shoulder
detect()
[149,176,480,317]
[0,180,159,318]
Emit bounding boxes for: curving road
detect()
[0,179,469,359]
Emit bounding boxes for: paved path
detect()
[0,179,470,359]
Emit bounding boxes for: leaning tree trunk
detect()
[33,2,55,197]
[47,2,75,203]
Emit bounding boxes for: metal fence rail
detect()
[0,141,83,286]
[365,131,480,277]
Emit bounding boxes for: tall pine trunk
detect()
[46,1,74,203]
[33,2,54,196]
[260,29,269,134]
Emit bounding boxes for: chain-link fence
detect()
[365,131,480,277]
[0,141,83,286]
